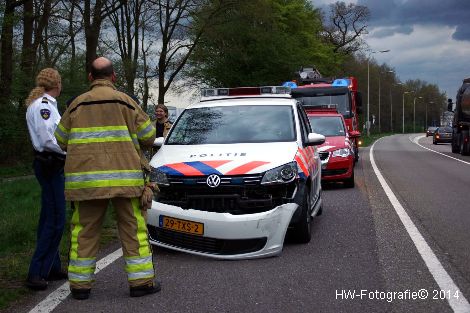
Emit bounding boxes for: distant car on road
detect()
[426,126,438,137]
[433,126,453,144]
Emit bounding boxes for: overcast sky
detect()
[314,0,470,102]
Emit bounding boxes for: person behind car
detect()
[25,68,67,290]
[55,56,159,300]
[153,103,172,138]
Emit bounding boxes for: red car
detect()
[307,111,355,188]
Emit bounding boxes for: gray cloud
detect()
[372,26,413,38]
[356,0,470,41]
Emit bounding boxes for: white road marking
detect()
[411,135,470,165]
[28,248,123,313]
[370,139,470,313]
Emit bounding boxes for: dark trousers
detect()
[28,158,66,279]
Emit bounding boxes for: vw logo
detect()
[206,174,221,188]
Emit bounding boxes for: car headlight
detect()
[261,161,297,185]
[150,167,169,186]
[331,148,351,158]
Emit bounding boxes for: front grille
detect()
[148,225,267,255]
[168,173,262,186]
[322,168,348,176]
[157,175,296,214]
[319,151,329,161]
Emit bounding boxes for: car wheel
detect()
[293,189,312,244]
[452,134,459,153]
[461,132,469,156]
[343,169,355,188]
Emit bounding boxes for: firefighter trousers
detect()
[68,197,155,290]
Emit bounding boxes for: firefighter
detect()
[25,68,67,290]
[55,57,159,300]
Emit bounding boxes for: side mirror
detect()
[306,132,325,146]
[154,137,164,147]
[349,130,361,138]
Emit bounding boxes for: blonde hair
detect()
[25,68,61,106]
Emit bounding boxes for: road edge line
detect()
[370,139,470,313]
[410,135,470,165]
[28,248,123,313]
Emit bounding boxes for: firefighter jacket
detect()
[152,119,172,138]
[55,79,156,201]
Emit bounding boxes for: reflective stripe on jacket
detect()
[55,79,156,201]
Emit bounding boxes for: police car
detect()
[147,86,325,259]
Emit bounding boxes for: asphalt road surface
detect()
[7,134,470,313]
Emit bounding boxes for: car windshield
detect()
[428,127,437,131]
[439,127,452,132]
[166,105,296,145]
[308,116,346,137]
[297,93,351,118]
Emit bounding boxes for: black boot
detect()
[71,288,91,300]
[26,276,48,290]
[130,281,161,297]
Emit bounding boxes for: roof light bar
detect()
[201,86,291,97]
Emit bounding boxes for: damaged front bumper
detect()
[147,201,298,260]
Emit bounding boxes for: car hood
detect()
[316,136,350,152]
[150,142,299,176]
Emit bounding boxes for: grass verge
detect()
[0,162,33,179]
[0,177,117,310]
[359,132,394,147]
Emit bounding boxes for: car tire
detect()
[461,132,469,156]
[343,169,355,188]
[452,134,459,153]
[293,190,312,244]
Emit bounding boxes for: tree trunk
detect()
[0,1,17,100]
[21,0,34,79]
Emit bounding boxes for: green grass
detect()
[0,162,33,178]
[0,177,117,310]
[359,132,395,147]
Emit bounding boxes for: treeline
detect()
[0,0,446,166]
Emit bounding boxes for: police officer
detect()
[55,57,159,300]
[25,68,67,290]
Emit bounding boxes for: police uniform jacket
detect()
[26,94,65,155]
[55,79,156,201]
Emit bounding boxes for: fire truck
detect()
[287,67,363,162]
[451,78,470,155]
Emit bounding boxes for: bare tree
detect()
[321,1,370,55]
[77,0,125,75]
[148,0,228,105]
[1,0,28,101]
[104,0,145,95]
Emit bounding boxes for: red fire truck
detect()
[287,67,363,162]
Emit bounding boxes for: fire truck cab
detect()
[288,67,362,162]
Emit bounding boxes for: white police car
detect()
[148,86,325,259]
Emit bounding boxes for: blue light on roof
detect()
[332,79,349,87]
[282,81,298,88]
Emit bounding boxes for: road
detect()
[7,134,470,313]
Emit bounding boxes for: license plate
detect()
[159,215,204,235]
